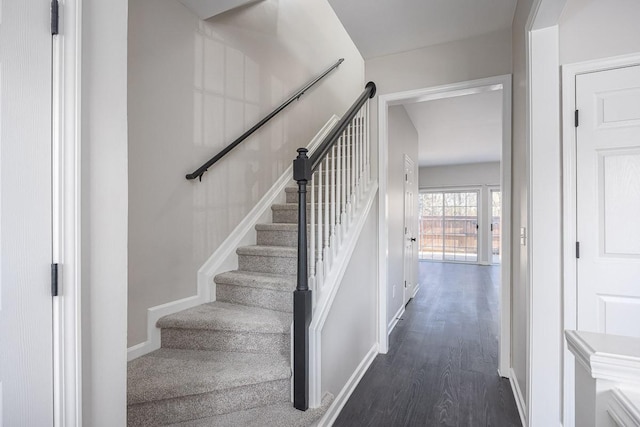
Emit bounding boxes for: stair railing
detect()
[292,81,376,410]
[185,58,344,181]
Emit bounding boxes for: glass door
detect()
[490,189,502,264]
[418,190,479,262]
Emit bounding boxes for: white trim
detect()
[510,368,528,427]
[608,388,640,427]
[377,75,512,375]
[315,343,378,427]
[565,331,640,386]
[52,0,83,424]
[387,304,406,336]
[127,116,339,360]
[561,53,640,427]
[309,181,378,407]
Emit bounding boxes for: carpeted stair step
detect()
[215,270,295,312]
[127,348,290,426]
[157,301,291,354]
[167,393,335,427]
[255,223,298,247]
[237,245,297,275]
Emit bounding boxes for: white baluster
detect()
[324,156,330,269]
[309,173,315,290]
[356,109,362,205]
[366,100,370,185]
[350,117,356,221]
[341,130,347,232]
[316,163,324,290]
[330,144,337,256]
[346,122,352,226]
[336,136,342,246]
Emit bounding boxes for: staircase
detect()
[127,184,333,426]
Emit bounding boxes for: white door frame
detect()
[377,75,513,378]
[52,0,83,425]
[560,53,640,427]
[525,1,566,426]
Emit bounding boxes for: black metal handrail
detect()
[291,81,376,411]
[185,58,345,181]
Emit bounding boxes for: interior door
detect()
[576,64,640,337]
[403,155,416,305]
[0,1,54,424]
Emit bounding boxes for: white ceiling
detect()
[327,0,518,59]
[402,90,502,167]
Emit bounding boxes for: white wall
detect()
[559,0,640,65]
[321,197,378,396]
[418,162,500,188]
[127,0,364,346]
[419,162,500,265]
[386,106,419,327]
[81,0,128,424]
[511,0,533,415]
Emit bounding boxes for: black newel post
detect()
[293,148,312,411]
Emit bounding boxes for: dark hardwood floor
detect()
[333,262,522,427]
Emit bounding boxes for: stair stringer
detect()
[308,180,379,408]
[127,115,339,361]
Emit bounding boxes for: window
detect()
[419,191,479,262]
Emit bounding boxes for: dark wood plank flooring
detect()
[333,262,522,427]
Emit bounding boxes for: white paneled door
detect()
[576,65,640,338]
[403,155,415,305]
[0,0,54,425]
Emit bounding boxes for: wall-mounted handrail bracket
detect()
[186,58,345,182]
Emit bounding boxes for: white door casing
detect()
[576,64,640,338]
[0,0,55,425]
[403,154,416,305]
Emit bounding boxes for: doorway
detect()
[377,75,512,377]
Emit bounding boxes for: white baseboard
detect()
[412,284,420,298]
[127,116,339,361]
[387,303,406,336]
[316,343,378,427]
[509,368,527,427]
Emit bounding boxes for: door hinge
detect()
[51,0,59,35]
[576,242,580,259]
[490,223,493,231]
[51,263,59,296]
[574,109,579,127]
[404,281,407,288]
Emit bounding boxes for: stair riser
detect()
[272,208,335,224]
[127,379,290,426]
[216,283,293,313]
[161,328,290,355]
[256,229,297,247]
[238,253,296,275]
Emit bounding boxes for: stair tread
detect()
[236,245,297,258]
[157,301,291,333]
[167,393,334,427]
[127,348,290,405]
[255,223,298,231]
[215,270,296,292]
